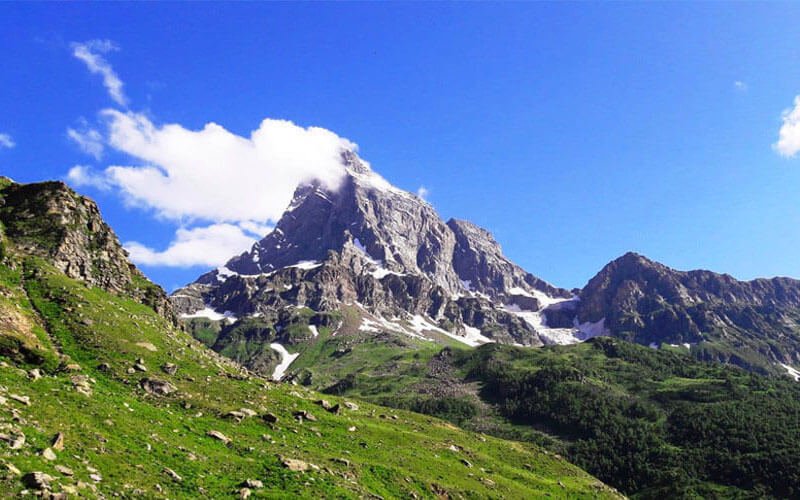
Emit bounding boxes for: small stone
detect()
[97,363,111,372]
[315,399,332,410]
[9,394,30,406]
[28,369,41,380]
[136,342,158,352]
[3,461,20,476]
[161,363,178,375]
[281,457,311,472]
[22,472,54,490]
[51,432,65,451]
[206,430,230,444]
[242,479,263,489]
[41,448,56,461]
[65,363,82,371]
[460,459,472,468]
[262,413,278,424]
[89,473,102,482]
[293,410,316,422]
[343,401,359,411]
[331,458,350,467]
[133,363,148,372]
[164,467,182,482]
[55,465,74,476]
[140,378,177,396]
[239,487,252,499]
[239,408,257,417]
[347,426,356,432]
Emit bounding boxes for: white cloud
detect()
[774,95,800,158]
[125,223,261,268]
[416,186,429,200]
[67,127,104,159]
[98,110,352,223]
[0,133,15,149]
[71,39,127,106]
[734,81,748,92]
[66,165,111,191]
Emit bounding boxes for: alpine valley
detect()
[3,151,800,499]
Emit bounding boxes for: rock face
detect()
[553,252,800,372]
[173,152,568,354]
[0,178,174,321]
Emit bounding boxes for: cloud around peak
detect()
[98,110,353,223]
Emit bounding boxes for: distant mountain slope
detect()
[546,251,800,375]
[0,177,617,498]
[299,336,800,498]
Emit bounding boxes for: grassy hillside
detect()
[288,328,800,498]
[0,255,617,497]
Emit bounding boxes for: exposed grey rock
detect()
[22,471,54,490]
[0,180,175,322]
[140,378,177,396]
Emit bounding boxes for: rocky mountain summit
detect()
[549,251,800,373]
[172,152,576,373]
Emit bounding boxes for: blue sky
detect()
[2,3,800,291]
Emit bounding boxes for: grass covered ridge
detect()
[0,256,618,498]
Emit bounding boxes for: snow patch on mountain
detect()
[781,363,800,381]
[269,343,299,381]
[180,307,238,324]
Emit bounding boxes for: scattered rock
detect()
[239,408,257,418]
[28,369,41,380]
[9,394,30,406]
[331,458,350,467]
[239,487,252,499]
[9,434,25,450]
[136,342,158,352]
[315,399,332,410]
[460,459,473,468]
[161,363,178,375]
[206,430,230,444]
[262,413,279,424]
[281,457,311,472]
[22,471,54,490]
[97,362,111,372]
[225,410,247,421]
[347,426,356,432]
[343,401,359,411]
[140,378,177,396]
[293,410,317,422]
[65,363,82,371]
[241,479,263,489]
[164,467,182,482]
[89,473,102,482]
[133,363,148,372]
[51,432,65,451]
[3,461,20,476]
[54,465,74,476]
[41,448,56,461]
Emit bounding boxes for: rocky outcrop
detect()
[0,178,174,321]
[447,218,571,302]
